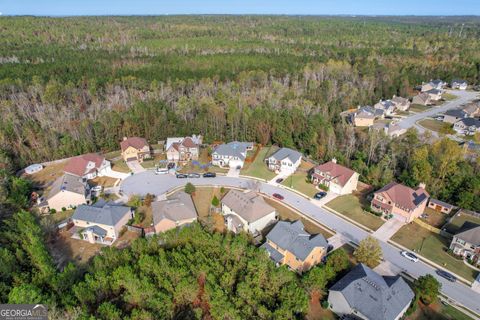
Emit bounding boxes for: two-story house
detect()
[443,109,467,124]
[421,79,446,92]
[44,173,91,212]
[310,159,359,195]
[166,136,200,163]
[453,118,480,136]
[262,220,328,274]
[120,137,151,163]
[211,141,253,169]
[451,79,468,90]
[412,92,432,106]
[221,190,277,235]
[449,221,480,267]
[371,182,429,222]
[64,153,111,181]
[374,99,396,116]
[351,106,383,127]
[266,147,302,175]
[391,95,411,111]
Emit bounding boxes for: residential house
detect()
[374,100,396,116]
[64,153,111,181]
[462,103,480,118]
[427,198,454,214]
[449,221,480,266]
[71,200,133,245]
[266,147,302,175]
[412,92,432,106]
[120,137,151,163]
[371,122,406,138]
[261,220,328,273]
[451,79,468,90]
[328,263,414,320]
[211,141,254,168]
[371,182,429,222]
[152,191,198,233]
[45,173,90,212]
[165,134,202,151]
[166,137,200,163]
[421,79,446,92]
[310,159,359,195]
[425,89,443,101]
[443,109,467,124]
[391,95,411,111]
[462,141,480,160]
[221,190,277,235]
[351,106,384,127]
[453,118,480,135]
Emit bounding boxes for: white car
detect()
[401,250,419,263]
[155,168,169,175]
[91,185,103,193]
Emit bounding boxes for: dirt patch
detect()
[114,231,141,249]
[190,187,228,232]
[24,161,66,188]
[306,290,335,320]
[48,232,103,269]
[90,176,119,188]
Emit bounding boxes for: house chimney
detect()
[332,158,337,164]
[123,137,128,141]
[418,182,426,190]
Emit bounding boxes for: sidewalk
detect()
[372,218,405,241]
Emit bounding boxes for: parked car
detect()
[91,185,103,193]
[400,251,419,263]
[176,173,188,179]
[314,191,327,200]
[203,172,216,178]
[436,270,457,282]
[155,168,169,175]
[272,193,284,200]
[167,162,176,170]
[276,178,284,183]
[188,173,201,178]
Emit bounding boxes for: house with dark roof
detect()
[266,147,302,175]
[152,191,198,233]
[262,220,328,273]
[425,88,443,101]
[453,118,480,136]
[71,201,133,245]
[421,79,446,92]
[45,173,90,212]
[450,221,480,266]
[443,109,467,124]
[211,141,254,168]
[328,263,414,320]
[221,190,277,235]
[427,198,454,214]
[166,136,201,163]
[120,137,151,163]
[311,159,359,195]
[451,79,468,90]
[64,153,111,180]
[371,182,429,222]
[374,99,396,116]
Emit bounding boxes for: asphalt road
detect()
[120,172,480,315]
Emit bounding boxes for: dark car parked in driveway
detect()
[314,191,327,200]
[276,178,284,183]
[436,270,457,282]
[203,172,216,178]
[176,173,188,179]
[272,193,284,200]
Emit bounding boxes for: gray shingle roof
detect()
[261,242,284,263]
[264,220,328,261]
[445,109,467,118]
[72,203,132,227]
[458,118,480,128]
[48,173,87,199]
[221,190,275,223]
[152,191,197,224]
[330,264,414,320]
[269,147,302,163]
[455,222,480,245]
[86,225,108,237]
[428,198,453,209]
[212,141,253,160]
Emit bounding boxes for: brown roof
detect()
[375,182,429,211]
[313,161,357,187]
[221,190,275,223]
[120,137,148,151]
[64,153,105,177]
[181,137,197,148]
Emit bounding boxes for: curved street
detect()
[120,171,480,315]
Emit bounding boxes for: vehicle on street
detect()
[400,251,419,262]
[91,185,103,193]
[272,193,284,200]
[176,173,188,179]
[167,162,176,170]
[155,168,169,175]
[203,172,216,178]
[314,191,327,200]
[276,178,284,183]
[436,270,457,282]
[188,173,201,178]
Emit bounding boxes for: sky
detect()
[1,0,479,16]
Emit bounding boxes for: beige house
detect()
[443,109,467,124]
[412,92,432,106]
[449,221,480,267]
[152,191,198,233]
[166,137,200,163]
[463,103,480,118]
[311,159,359,195]
[120,137,151,162]
[371,182,429,222]
[71,200,133,245]
[45,173,90,212]
[421,79,446,92]
[425,89,443,101]
[352,108,375,127]
[262,220,328,274]
[221,190,277,235]
[391,95,411,111]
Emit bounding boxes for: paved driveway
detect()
[119,172,480,314]
[102,167,130,180]
[126,160,145,173]
[372,218,405,242]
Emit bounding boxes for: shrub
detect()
[211,195,220,207]
[61,207,66,212]
[49,209,56,214]
[317,183,329,191]
[185,183,196,195]
[321,300,329,309]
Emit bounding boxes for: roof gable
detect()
[221,190,275,222]
[73,203,131,226]
[313,161,357,187]
[269,147,302,163]
[64,153,105,177]
[121,137,148,151]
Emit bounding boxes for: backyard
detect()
[24,161,66,187]
[418,119,454,134]
[325,193,384,231]
[420,208,450,229]
[444,211,480,234]
[391,223,478,282]
[281,161,318,197]
[240,146,277,181]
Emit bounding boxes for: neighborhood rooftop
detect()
[120,137,148,151]
[221,190,275,222]
[375,182,429,210]
[269,147,302,163]
[64,153,105,177]
[312,160,356,187]
[455,222,480,245]
[213,141,253,160]
[48,173,86,199]
[72,203,131,227]
[152,191,197,224]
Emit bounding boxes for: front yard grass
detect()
[442,93,458,101]
[240,146,277,181]
[90,176,119,188]
[111,159,131,173]
[409,104,432,113]
[282,172,318,197]
[191,187,229,232]
[391,223,478,282]
[418,119,454,134]
[140,153,166,169]
[325,194,384,231]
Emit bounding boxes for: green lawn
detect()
[282,173,318,197]
[104,150,121,160]
[325,194,384,231]
[392,223,478,282]
[443,93,458,101]
[46,209,74,224]
[111,159,131,173]
[240,146,277,180]
[444,212,480,234]
[418,119,454,134]
[409,104,432,113]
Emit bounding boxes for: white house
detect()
[421,79,446,92]
[64,153,111,181]
[211,141,254,169]
[451,79,468,90]
[267,147,302,175]
[425,89,443,101]
[221,190,277,235]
